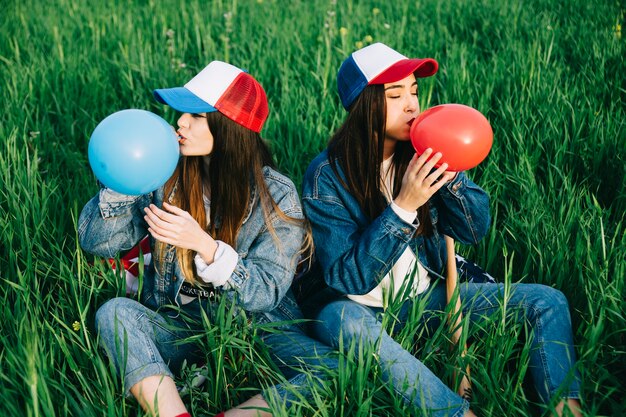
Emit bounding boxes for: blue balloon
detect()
[88,109,180,195]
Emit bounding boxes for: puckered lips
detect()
[177,131,186,144]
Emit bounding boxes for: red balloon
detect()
[410,104,493,171]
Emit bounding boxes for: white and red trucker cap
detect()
[337,42,439,110]
[154,61,269,133]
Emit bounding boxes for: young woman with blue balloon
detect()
[79,61,337,417]
[298,43,583,417]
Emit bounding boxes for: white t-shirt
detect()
[347,156,431,308]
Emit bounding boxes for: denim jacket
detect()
[297,150,490,310]
[78,166,306,325]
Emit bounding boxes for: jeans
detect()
[96,297,338,404]
[311,281,581,417]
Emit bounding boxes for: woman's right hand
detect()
[143,202,219,263]
[393,148,455,212]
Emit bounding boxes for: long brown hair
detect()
[328,84,432,234]
[156,112,310,283]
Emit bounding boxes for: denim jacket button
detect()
[172,275,177,281]
[401,227,411,234]
[452,181,462,192]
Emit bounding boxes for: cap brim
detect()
[369,58,439,84]
[153,87,218,114]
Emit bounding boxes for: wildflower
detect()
[614,22,622,39]
[339,27,348,36]
[72,321,81,331]
[166,29,175,38]
[383,23,391,29]
[364,35,373,43]
[355,41,363,49]
[372,7,380,16]
[29,131,40,138]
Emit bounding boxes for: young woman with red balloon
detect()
[79,61,338,417]
[297,43,582,417]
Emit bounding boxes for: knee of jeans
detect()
[539,285,569,309]
[338,308,382,345]
[316,301,381,346]
[527,285,570,318]
[95,297,137,337]
[340,315,373,340]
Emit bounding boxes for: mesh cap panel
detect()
[215,73,269,133]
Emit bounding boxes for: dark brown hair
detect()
[328,84,432,235]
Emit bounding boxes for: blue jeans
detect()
[96,297,338,404]
[311,281,581,417]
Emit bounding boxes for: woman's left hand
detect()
[144,202,218,262]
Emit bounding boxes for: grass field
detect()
[1,0,625,416]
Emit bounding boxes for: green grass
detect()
[1,0,624,415]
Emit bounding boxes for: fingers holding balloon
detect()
[431,170,456,193]
[396,153,451,212]
[405,148,456,187]
[413,148,434,168]
[425,160,452,186]
[413,150,445,183]
[404,149,432,181]
[407,149,433,176]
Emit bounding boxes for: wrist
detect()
[197,235,219,264]
[393,197,418,213]
[390,201,418,224]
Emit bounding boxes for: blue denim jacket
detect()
[298,149,490,306]
[78,166,305,324]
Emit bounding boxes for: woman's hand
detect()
[144,202,218,263]
[393,148,456,212]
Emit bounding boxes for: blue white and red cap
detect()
[337,42,439,109]
[154,61,269,133]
